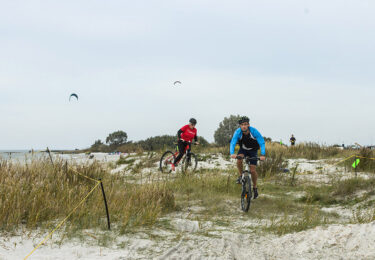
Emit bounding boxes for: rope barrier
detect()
[355,156,375,161]
[68,167,100,183]
[334,155,355,165]
[334,155,375,165]
[24,181,101,260]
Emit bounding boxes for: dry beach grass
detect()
[0,157,175,234]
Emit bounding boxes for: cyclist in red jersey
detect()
[172,118,199,171]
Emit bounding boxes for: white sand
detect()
[4,221,375,259]
[56,152,122,165]
[197,154,232,170]
[286,158,373,184]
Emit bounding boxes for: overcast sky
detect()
[1,0,374,149]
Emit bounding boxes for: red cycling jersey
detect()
[180,125,197,142]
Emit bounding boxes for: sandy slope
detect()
[2,221,375,259]
[157,221,375,260]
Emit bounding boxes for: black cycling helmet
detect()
[189,118,197,125]
[238,116,250,124]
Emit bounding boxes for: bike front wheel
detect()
[181,152,198,174]
[241,175,252,212]
[159,151,175,173]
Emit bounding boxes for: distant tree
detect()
[137,135,176,150]
[106,131,128,146]
[91,139,103,148]
[117,134,211,152]
[197,136,209,146]
[90,139,108,152]
[214,115,241,146]
[93,139,103,145]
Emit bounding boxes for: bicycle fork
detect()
[242,170,252,198]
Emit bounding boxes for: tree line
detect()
[89,115,272,152]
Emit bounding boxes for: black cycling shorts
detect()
[237,148,258,165]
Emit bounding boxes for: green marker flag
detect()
[352,159,360,168]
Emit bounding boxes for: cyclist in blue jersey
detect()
[230,116,266,199]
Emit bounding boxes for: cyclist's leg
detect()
[173,141,187,165]
[248,150,258,188]
[236,149,245,176]
[186,145,191,156]
[247,150,259,198]
[250,164,259,199]
[250,165,257,188]
[235,148,245,183]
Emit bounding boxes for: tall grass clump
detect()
[0,157,175,233]
[200,142,352,161]
[266,142,350,160]
[266,206,328,235]
[331,177,375,197]
[351,208,375,224]
[299,177,375,206]
[257,151,287,178]
[168,172,239,199]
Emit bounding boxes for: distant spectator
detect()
[290,135,296,146]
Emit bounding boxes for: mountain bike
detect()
[159,141,198,174]
[236,155,260,212]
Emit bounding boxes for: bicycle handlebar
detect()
[174,141,198,145]
[235,155,261,162]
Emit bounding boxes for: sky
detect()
[0,0,374,149]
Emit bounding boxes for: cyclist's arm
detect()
[230,129,240,154]
[177,129,183,139]
[251,127,266,156]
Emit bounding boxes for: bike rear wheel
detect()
[159,151,175,173]
[181,152,198,174]
[241,175,252,212]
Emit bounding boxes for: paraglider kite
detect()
[69,93,78,101]
[173,81,181,86]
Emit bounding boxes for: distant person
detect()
[171,118,199,171]
[290,135,296,146]
[230,116,266,199]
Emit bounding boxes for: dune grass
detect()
[0,157,175,234]
[198,142,355,160]
[296,176,375,206]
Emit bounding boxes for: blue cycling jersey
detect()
[230,127,266,156]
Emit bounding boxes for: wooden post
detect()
[99,179,111,230]
[46,147,54,166]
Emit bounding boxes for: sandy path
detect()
[3,220,375,260]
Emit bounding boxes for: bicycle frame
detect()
[240,156,261,180]
[241,159,252,192]
[242,164,251,180]
[163,143,191,165]
[173,143,191,162]
[160,141,198,173]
